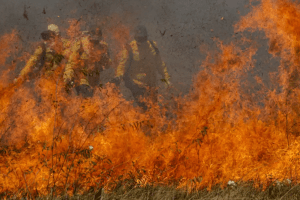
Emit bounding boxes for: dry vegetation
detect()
[2,0,300,199]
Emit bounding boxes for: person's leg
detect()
[132,93,147,111]
[76,84,94,98]
[131,86,148,111]
[149,87,158,104]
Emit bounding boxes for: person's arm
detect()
[108,47,130,86]
[116,47,129,78]
[63,40,81,84]
[150,41,171,86]
[17,46,43,81]
[161,61,171,86]
[100,41,112,70]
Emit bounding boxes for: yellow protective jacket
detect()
[116,40,170,88]
[18,38,70,80]
[63,35,111,87]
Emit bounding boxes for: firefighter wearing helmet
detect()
[14,24,68,83]
[114,25,170,110]
[48,23,72,55]
[63,25,112,98]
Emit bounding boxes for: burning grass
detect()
[3,0,300,199]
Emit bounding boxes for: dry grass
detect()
[2,181,300,200]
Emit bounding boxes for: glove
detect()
[14,77,24,84]
[53,54,64,65]
[65,80,74,94]
[160,78,171,88]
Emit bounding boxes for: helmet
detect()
[134,25,148,43]
[48,24,60,35]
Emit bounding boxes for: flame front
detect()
[2,0,300,198]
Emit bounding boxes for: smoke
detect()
[1,0,252,95]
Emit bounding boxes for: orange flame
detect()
[3,3,300,197]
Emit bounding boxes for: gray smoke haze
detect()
[1,0,275,97]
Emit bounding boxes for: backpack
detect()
[123,40,159,90]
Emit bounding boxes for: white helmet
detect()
[48,24,60,35]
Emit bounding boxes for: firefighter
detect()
[14,30,65,83]
[63,26,112,98]
[14,24,70,83]
[113,25,170,110]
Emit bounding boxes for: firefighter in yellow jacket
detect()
[63,26,112,97]
[114,25,170,110]
[15,24,69,83]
